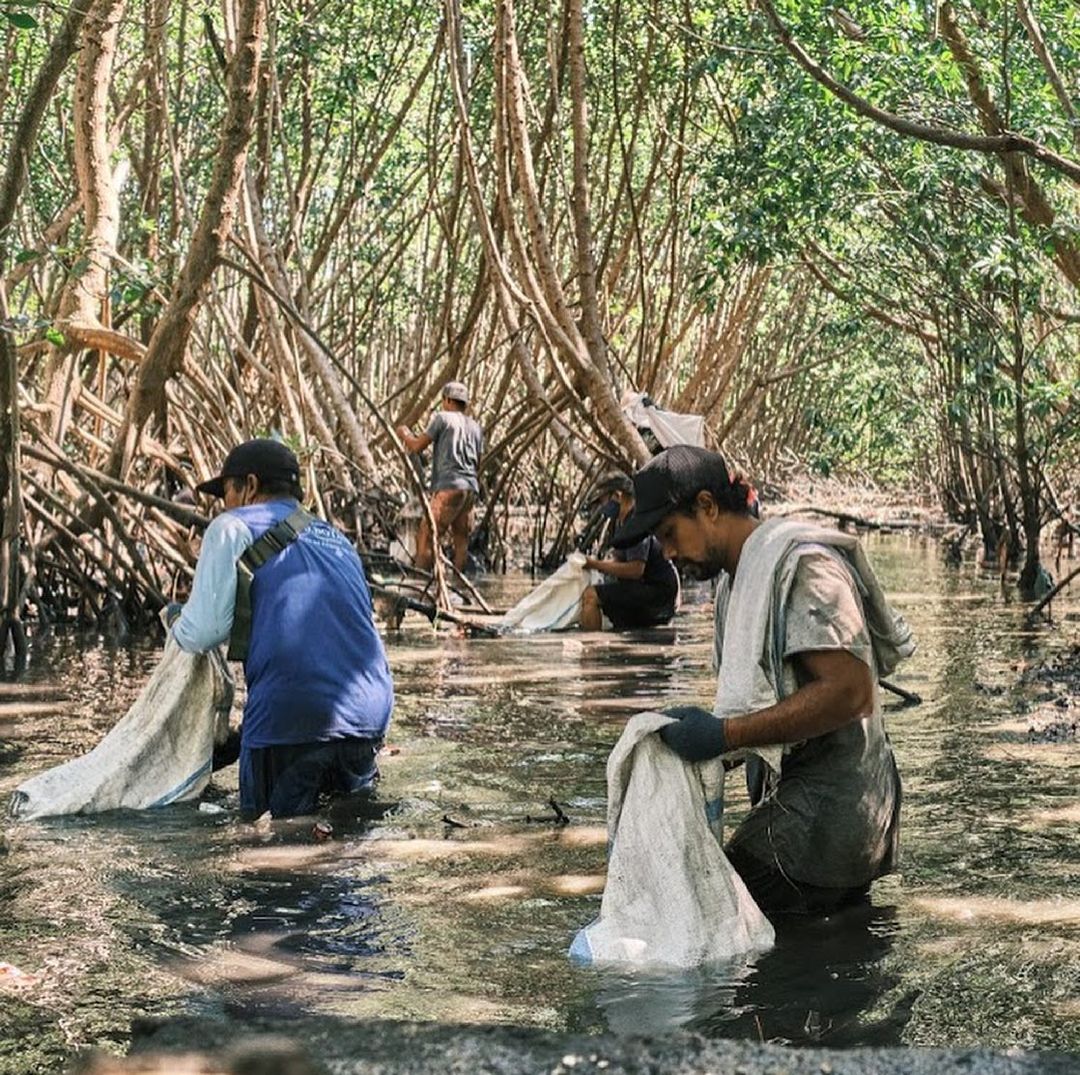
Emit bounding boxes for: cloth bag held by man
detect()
[498,552,598,633]
[9,640,232,820]
[570,711,774,968]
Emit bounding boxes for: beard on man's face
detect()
[675,553,725,581]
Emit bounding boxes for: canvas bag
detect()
[9,639,233,820]
[498,552,599,633]
[570,711,774,968]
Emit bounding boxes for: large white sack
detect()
[9,639,233,820]
[498,552,596,633]
[620,390,705,448]
[571,712,774,968]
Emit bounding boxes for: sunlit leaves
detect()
[694,0,1079,483]
[2,0,38,30]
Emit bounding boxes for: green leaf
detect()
[44,327,66,347]
[4,11,38,28]
[14,249,39,264]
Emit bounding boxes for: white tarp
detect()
[570,711,774,968]
[621,390,705,449]
[497,552,598,633]
[9,639,233,820]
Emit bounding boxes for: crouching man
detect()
[579,472,679,631]
[168,439,394,820]
[613,446,913,915]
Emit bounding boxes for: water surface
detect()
[1,535,1079,1070]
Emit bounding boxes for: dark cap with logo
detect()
[611,445,733,548]
[195,439,301,499]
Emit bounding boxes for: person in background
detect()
[612,445,910,915]
[397,381,483,573]
[578,472,679,631]
[167,438,394,820]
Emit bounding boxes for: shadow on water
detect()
[2,535,1080,1069]
[587,900,909,1046]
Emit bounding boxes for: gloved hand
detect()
[658,705,729,762]
[159,602,183,630]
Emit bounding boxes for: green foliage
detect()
[2,0,38,30]
[1,0,1076,524]
[691,0,1080,500]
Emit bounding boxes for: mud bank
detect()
[74,1017,1077,1074]
[1017,642,1080,744]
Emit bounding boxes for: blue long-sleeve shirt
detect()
[173,499,393,748]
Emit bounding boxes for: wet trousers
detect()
[726,843,870,917]
[239,737,381,820]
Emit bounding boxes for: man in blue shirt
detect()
[169,439,394,820]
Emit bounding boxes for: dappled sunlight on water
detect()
[1,534,1080,1066]
[910,894,1080,925]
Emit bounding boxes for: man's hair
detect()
[225,474,303,500]
[444,397,466,412]
[675,467,754,518]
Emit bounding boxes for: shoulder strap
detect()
[227,508,317,662]
[239,507,316,571]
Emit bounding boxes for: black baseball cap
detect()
[611,445,733,548]
[195,439,301,498]
[591,470,634,499]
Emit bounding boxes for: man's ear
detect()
[695,490,718,518]
[244,474,259,502]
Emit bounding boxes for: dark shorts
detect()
[725,842,870,917]
[239,737,381,820]
[595,580,676,629]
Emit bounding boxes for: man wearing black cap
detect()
[578,472,679,630]
[397,382,483,573]
[169,439,394,820]
[613,445,909,915]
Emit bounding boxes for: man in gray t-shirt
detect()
[398,381,484,572]
[612,445,909,917]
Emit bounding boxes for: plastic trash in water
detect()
[312,821,333,841]
[198,801,226,815]
[0,962,34,987]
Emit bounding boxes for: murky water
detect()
[2,535,1079,1070]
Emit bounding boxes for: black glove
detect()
[658,705,729,762]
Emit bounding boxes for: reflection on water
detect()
[2,535,1080,1068]
[591,902,905,1044]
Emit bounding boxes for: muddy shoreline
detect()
[73,1017,1078,1074]
[1018,644,1080,744]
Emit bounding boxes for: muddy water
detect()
[2,535,1079,1070]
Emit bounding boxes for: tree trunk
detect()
[938,2,1080,291]
[567,0,608,376]
[0,0,93,657]
[54,0,145,363]
[494,0,649,466]
[0,0,91,257]
[107,0,267,484]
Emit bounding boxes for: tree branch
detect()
[753,0,1080,188]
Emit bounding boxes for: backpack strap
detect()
[227,507,317,662]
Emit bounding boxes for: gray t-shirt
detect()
[425,411,483,493]
[724,549,901,889]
